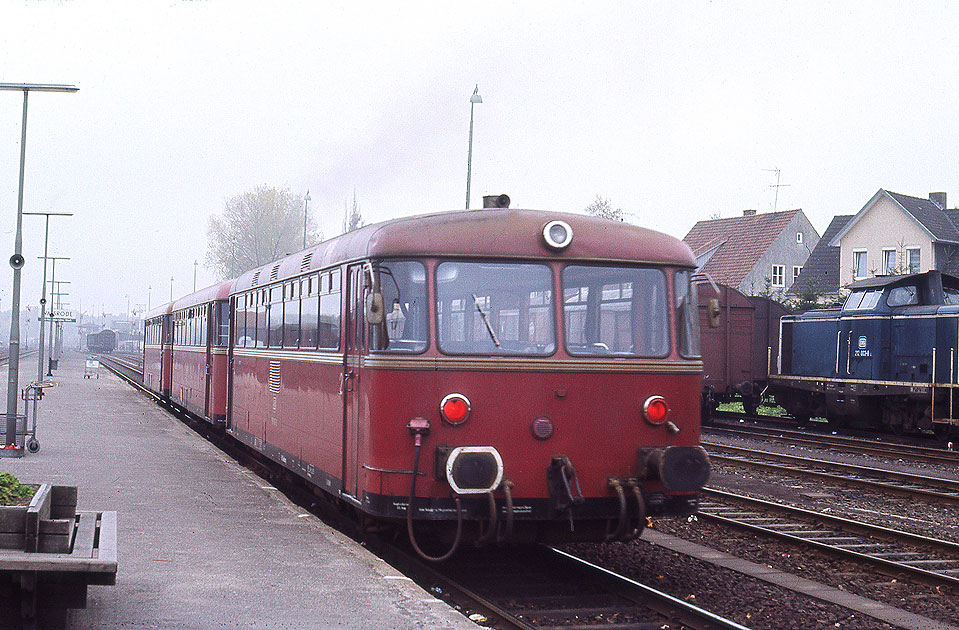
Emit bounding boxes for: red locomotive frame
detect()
[144,206,710,559]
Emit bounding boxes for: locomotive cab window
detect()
[368,260,427,353]
[843,288,882,311]
[887,285,919,307]
[563,265,669,357]
[436,261,555,355]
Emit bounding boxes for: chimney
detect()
[743,209,757,216]
[930,192,947,210]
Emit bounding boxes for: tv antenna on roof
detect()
[762,168,790,213]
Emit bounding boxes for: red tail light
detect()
[643,395,669,425]
[440,393,471,425]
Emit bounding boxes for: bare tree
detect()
[344,190,364,233]
[205,184,320,279]
[584,195,625,222]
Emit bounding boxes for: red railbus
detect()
[143,304,173,398]
[150,203,710,560]
[169,280,232,423]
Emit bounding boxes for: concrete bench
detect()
[0,485,118,629]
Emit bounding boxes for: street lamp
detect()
[303,190,311,249]
[1,82,78,455]
[193,260,197,292]
[465,85,482,210]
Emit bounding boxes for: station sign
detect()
[41,309,76,322]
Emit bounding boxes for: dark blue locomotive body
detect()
[770,270,959,435]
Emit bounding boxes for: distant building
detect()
[830,190,959,287]
[683,209,820,298]
[787,215,853,305]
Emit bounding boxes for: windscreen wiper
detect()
[472,293,500,347]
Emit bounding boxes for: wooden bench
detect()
[0,485,118,629]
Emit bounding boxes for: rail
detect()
[700,487,959,588]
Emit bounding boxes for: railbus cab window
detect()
[369,260,427,353]
[674,270,701,358]
[436,261,555,355]
[562,266,669,357]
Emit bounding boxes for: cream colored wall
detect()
[838,195,932,286]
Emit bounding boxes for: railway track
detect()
[703,441,959,504]
[384,541,749,630]
[704,424,959,467]
[700,488,959,588]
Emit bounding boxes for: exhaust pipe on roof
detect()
[483,194,511,209]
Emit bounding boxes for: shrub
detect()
[0,472,35,506]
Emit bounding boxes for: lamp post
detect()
[303,190,311,249]
[1,83,78,455]
[193,261,197,292]
[25,212,71,393]
[148,286,152,311]
[465,85,482,210]
[170,277,174,302]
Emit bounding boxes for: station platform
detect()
[1,351,478,629]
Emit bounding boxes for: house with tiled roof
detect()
[829,190,959,287]
[683,208,820,298]
[787,215,853,304]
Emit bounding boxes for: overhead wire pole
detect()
[1,82,78,456]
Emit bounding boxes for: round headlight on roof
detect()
[543,220,573,250]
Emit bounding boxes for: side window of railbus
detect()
[944,285,959,306]
[562,265,669,357]
[369,260,427,353]
[435,261,555,355]
[674,270,701,358]
[319,269,342,350]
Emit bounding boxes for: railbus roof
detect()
[232,208,696,293]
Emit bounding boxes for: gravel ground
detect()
[564,429,959,629]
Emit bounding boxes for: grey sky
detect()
[2,1,958,317]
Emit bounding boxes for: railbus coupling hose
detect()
[605,477,628,541]
[406,417,463,562]
[497,479,514,544]
[625,478,646,540]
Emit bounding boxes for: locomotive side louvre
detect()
[771,270,959,433]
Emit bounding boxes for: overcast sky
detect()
[2,0,958,319]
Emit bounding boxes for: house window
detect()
[882,249,897,275]
[853,250,867,279]
[793,266,802,282]
[907,248,921,274]
[796,232,803,244]
[771,264,785,288]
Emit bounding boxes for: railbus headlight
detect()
[542,220,573,250]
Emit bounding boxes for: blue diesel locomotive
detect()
[769,270,959,435]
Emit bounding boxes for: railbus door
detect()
[204,303,213,418]
[342,263,367,500]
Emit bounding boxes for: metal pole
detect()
[37,216,50,384]
[303,191,310,249]
[4,91,29,450]
[465,85,481,209]
[47,259,57,375]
